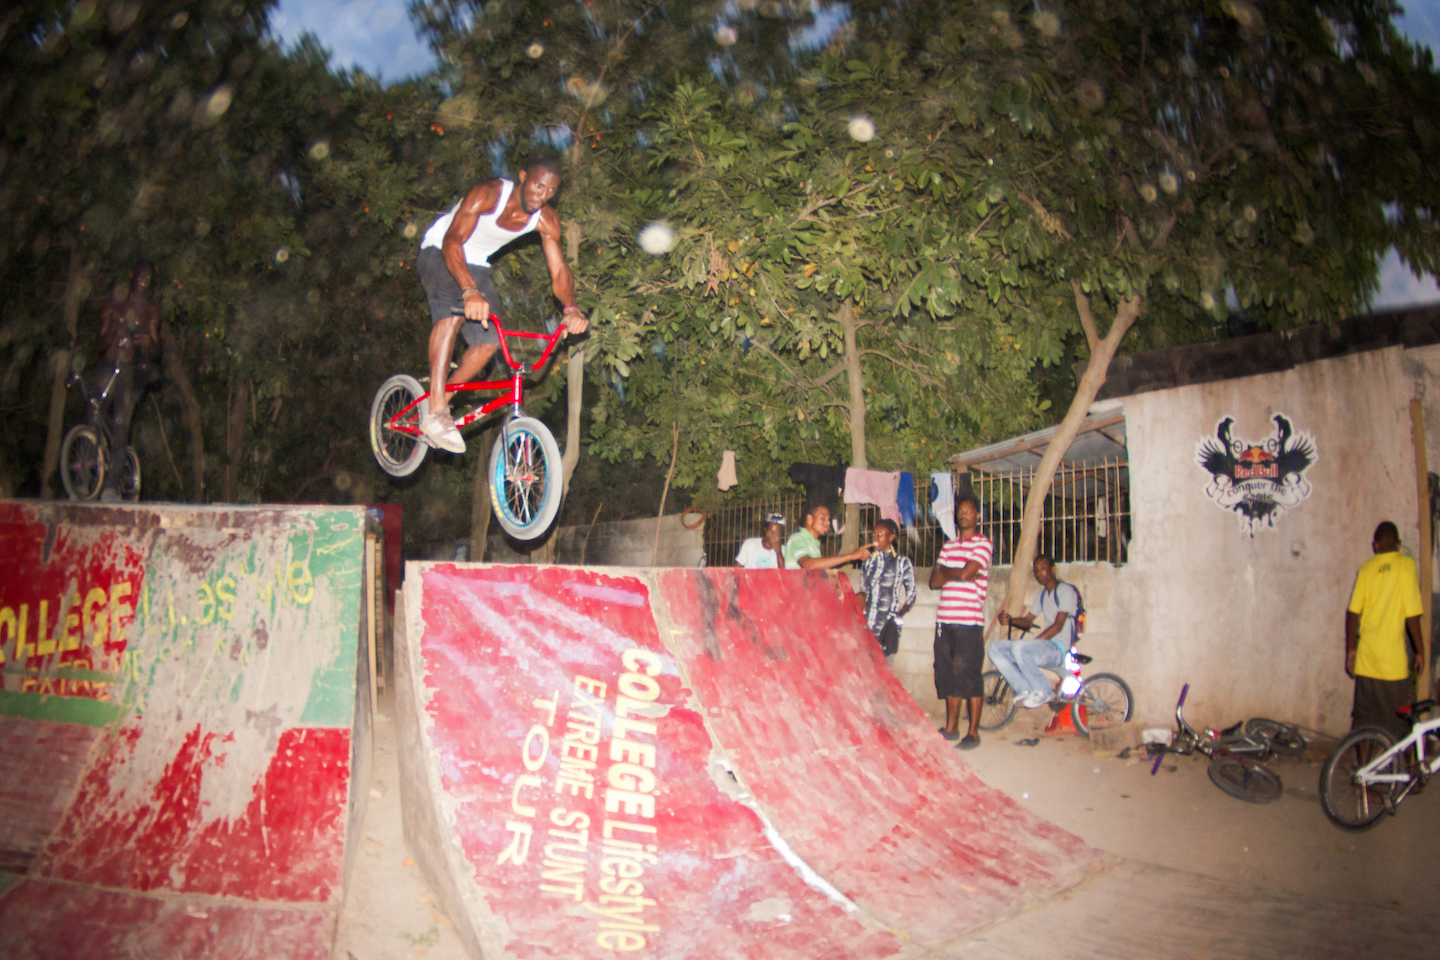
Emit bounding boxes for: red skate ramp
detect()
[396,564,1098,959]
[0,502,376,960]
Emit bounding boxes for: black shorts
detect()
[418,246,502,348]
[876,619,901,658]
[1352,675,1413,741]
[934,622,984,699]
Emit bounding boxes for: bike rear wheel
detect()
[370,375,428,477]
[1320,727,1399,830]
[60,425,106,501]
[1071,672,1133,737]
[1245,718,1306,758]
[489,416,563,540]
[978,670,1018,731]
[1208,754,1284,804]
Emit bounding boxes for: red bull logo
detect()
[1234,446,1279,479]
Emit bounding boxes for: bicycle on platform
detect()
[59,363,141,502]
[1148,683,1306,804]
[1320,699,1439,831]
[978,632,1134,738]
[369,314,568,540]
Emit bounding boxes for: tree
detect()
[948,0,1440,612]
[582,45,1070,524]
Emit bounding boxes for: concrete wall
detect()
[1113,345,1419,734]
[896,345,1429,735]
[487,512,705,567]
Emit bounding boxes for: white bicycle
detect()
[1319,699,1439,830]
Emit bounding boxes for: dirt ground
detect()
[335,695,1440,960]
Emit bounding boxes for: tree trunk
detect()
[470,422,498,562]
[1000,287,1142,616]
[839,299,867,553]
[561,219,586,492]
[40,248,90,499]
[532,220,590,566]
[223,374,250,502]
[161,322,205,502]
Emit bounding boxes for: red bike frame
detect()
[385,315,570,439]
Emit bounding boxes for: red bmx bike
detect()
[369,316,569,540]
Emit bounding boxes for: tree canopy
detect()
[1,0,1436,555]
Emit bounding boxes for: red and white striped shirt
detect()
[935,533,992,625]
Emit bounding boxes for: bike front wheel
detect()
[1208,754,1284,804]
[489,416,563,540]
[370,375,428,477]
[1245,718,1306,758]
[978,670,1018,731]
[1320,727,1399,830]
[60,425,106,501]
[118,446,141,501]
[1071,672,1133,737]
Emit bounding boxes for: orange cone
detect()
[1045,699,1081,736]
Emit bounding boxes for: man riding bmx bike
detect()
[416,153,589,453]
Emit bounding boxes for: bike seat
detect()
[1071,652,1093,665]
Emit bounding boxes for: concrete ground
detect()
[336,695,1440,960]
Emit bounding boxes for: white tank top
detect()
[420,179,542,267]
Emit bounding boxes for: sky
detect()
[269,0,1440,309]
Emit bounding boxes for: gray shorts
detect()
[417,246,501,348]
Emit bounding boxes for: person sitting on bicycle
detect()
[416,153,589,453]
[994,554,1079,709]
[94,260,161,501]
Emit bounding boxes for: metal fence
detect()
[972,457,1131,566]
[702,459,1130,568]
[701,490,952,569]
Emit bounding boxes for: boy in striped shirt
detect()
[928,495,992,750]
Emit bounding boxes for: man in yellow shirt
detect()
[1345,521,1424,740]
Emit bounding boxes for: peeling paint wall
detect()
[0,502,373,959]
[395,563,1097,960]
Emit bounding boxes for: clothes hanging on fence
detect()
[1096,497,1108,539]
[844,468,902,524]
[896,472,917,533]
[718,450,738,491]
[931,471,956,540]
[787,463,846,516]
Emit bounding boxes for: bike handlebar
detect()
[489,314,570,375]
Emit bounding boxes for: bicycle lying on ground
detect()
[369,315,569,540]
[978,638,1134,737]
[1148,683,1306,804]
[1320,699,1438,831]
[60,364,141,502]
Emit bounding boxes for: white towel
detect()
[931,471,955,540]
[718,450,738,490]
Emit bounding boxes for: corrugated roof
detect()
[948,400,1127,478]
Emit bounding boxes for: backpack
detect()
[1048,580,1085,642]
[1061,580,1086,638]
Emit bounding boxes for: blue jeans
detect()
[988,639,1065,698]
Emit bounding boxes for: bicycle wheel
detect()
[978,670,1018,731]
[1320,727,1399,830]
[1208,754,1284,804]
[1071,673,1133,737]
[489,416,563,540]
[1245,718,1306,758]
[60,425,106,501]
[370,375,428,477]
[117,446,141,502]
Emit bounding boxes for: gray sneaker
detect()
[420,409,465,454]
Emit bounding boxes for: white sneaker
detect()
[420,410,465,454]
[1019,691,1051,709]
